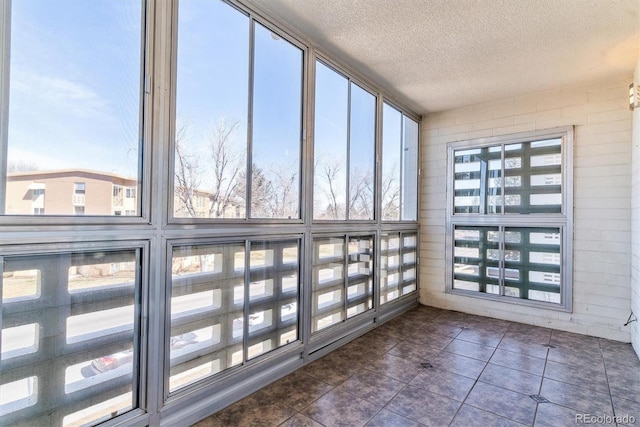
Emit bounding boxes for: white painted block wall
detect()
[420,75,633,342]
[631,60,640,354]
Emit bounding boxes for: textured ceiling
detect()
[245,0,640,115]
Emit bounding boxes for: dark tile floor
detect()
[193,306,640,427]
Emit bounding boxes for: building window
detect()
[382,103,419,221]
[1,1,143,217]
[168,238,300,393]
[311,234,374,333]
[125,188,136,199]
[446,127,573,310]
[0,247,142,426]
[33,207,44,215]
[313,61,376,220]
[173,1,303,220]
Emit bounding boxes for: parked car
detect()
[90,332,198,374]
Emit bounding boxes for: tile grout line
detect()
[531,327,552,427]
[598,337,620,427]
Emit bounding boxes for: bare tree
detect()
[207,119,245,218]
[174,118,246,218]
[7,160,40,173]
[315,157,345,219]
[174,120,201,217]
[349,167,374,219]
[381,162,400,220]
[239,163,298,219]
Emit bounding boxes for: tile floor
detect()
[193,306,640,426]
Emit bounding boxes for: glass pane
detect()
[4,1,143,216]
[402,117,419,221]
[251,24,302,219]
[169,243,245,392]
[313,62,348,220]
[504,139,562,214]
[380,232,401,304]
[348,85,375,220]
[247,240,299,359]
[504,227,562,303]
[453,226,500,293]
[453,146,501,214]
[312,237,345,333]
[381,104,402,221]
[174,0,249,219]
[401,233,418,295]
[346,236,373,318]
[1,250,139,426]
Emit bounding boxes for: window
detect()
[173,2,303,220]
[381,103,419,221]
[2,1,143,217]
[446,127,573,310]
[311,234,374,333]
[168,238,299,393]
[313,62,376,220]
[0,1,420,425]
[1,248,142,426]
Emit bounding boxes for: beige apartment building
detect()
[6,169,139,216]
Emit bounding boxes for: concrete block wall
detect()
[631,60,640,354]
[420,75,634,342]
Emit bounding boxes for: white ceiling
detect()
[245,0,640,115]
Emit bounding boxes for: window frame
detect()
[168,4,307,224]
[0,0,150,225]
[445,126,574,311]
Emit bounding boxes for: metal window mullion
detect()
[501,144,505,215]
[246,19,255,219]
[398,114,405,221]
[243,240,251,363]
[345,83,352,220]
[499,226,505,296]
[343,234,348,322]
[0,0,11,215]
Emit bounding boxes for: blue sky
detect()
[8,0,142,177]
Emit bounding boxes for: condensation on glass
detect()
[2,1,143,216]
[311,235,373,333]
[169,239,299,393]
[0,249,140,426]
[381,103,419,221]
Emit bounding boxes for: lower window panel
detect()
[380,232,418,305]
[1,249,141,427]
[169,239,300,394]
[453,225,562,304]
[312,235,373,334]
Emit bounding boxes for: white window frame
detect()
[445,126,574,311]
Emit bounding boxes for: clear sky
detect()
[7,0,142,177]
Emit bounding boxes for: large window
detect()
[381,103,419,221]
[313,62,376,221]
[0,248,142,426]
[174,2,303,220]
[446,127,573,310]
[169,238,299,393]
[0,1,420,426]
[1,0,143,217]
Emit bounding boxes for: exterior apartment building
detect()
[0,1,638,427]
[6,170,138,216]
